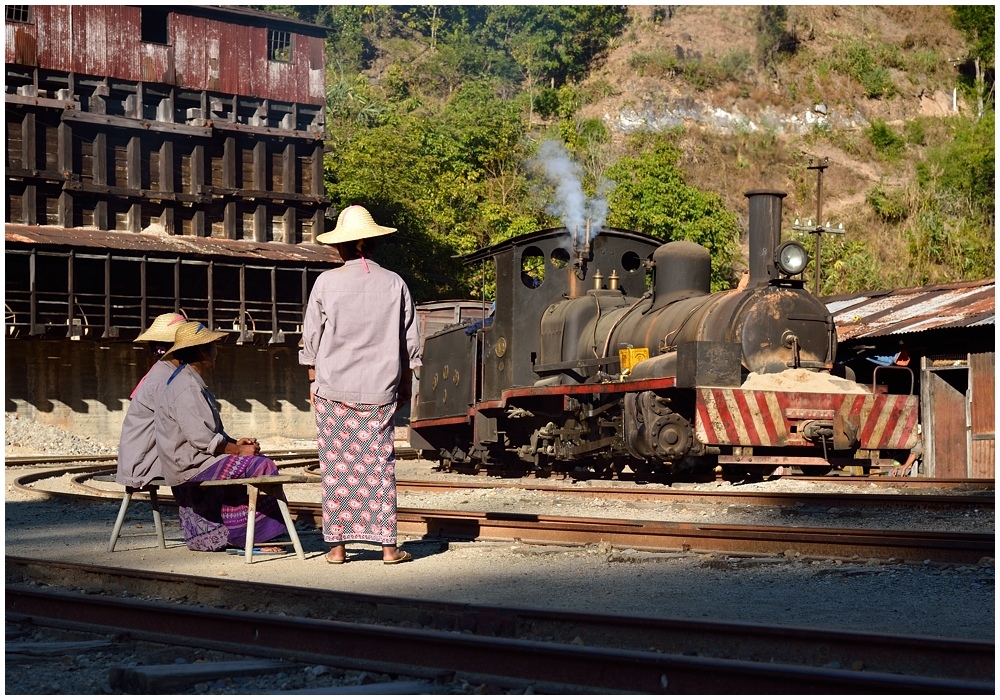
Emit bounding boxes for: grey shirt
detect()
[154,363,230,486]
[116,359,173,487]
[299,258,422,405]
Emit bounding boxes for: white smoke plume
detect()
[532,140,614,243]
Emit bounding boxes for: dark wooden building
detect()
[5,5,339,441]
[5,4,336,342]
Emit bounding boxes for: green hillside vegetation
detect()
[261,5,994,301]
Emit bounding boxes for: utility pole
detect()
[792,157,845,296]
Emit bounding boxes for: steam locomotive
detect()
[410,190,919,478]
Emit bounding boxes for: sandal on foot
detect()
[256,545,286,554]
[325,553,348,564]
[383,550,413,565]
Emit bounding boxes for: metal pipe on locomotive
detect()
[411,190,919,478]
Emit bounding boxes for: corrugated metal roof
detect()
[824,279,995,340]
[5,224,341,265]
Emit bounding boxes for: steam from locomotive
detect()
[532,140,613,243]
[410,185,919,479]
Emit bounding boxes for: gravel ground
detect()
[4,414,996,694]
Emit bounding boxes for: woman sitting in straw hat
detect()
[116,312,186,489]
[300,205,422,564]
[155,321,287,553]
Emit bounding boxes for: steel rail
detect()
[5,584,991,694]
[396,508,993,563]
[392,480,994,511]
[23,462,990,514]
[7,555,993,685]
[13,466,996,564]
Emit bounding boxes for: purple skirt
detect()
[171,454,287,552]
[314,396,398,545]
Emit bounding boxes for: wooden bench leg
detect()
[270,487,305,561]
[108,490,134,553]
[245,485,259,564]
[242,484,305,564]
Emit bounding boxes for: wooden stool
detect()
[96,475,168,553]
[199,474,317,564]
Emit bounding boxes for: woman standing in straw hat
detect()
[155,321,287,553]
[300,205,422,564]
[116,312,186,488]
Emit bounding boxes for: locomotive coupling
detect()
[800,420,834,441]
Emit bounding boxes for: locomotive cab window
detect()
[521,246,544,288]
[621,250,643,273]
[550,248,570,269]
[141,8,169,44]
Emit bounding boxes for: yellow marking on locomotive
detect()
[618,347,650,372]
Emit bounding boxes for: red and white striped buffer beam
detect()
[695,388,920,450]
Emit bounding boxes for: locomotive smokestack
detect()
[745,190,786,288]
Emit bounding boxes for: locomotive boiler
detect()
[410,190,919,478]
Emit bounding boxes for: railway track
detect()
[10,463,995,564]
[6,556,993,694]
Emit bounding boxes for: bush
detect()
[833,40,899,99]
[866,184,907,223]
[866,119,905,159]
[533,88,560,119]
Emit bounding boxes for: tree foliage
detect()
[605,135,739,291]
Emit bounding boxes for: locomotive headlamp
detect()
[775,241,808,276]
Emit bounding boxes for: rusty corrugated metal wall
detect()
[969,352,995,478]
[5,5,324,105]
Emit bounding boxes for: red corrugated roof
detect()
[5,224,341,265]
[824,279,995,339]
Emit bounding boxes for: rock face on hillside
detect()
[576,5,969,224]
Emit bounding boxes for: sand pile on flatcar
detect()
[741,368,869,394]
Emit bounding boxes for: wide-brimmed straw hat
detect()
[162,321,229,359]
[315,205,396,245]
[135,313,187,343]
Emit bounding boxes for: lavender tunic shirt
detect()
[299,258,422,405]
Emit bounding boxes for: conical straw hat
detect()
[162,321,229,359]
[135,313,187,343]
[316,205,396,245]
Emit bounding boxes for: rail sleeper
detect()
[198,474,318,564]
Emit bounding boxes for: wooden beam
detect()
[282,142,295,194]
[193,209,206,237]
[163,205,176,235]
[159,140,173,193]
[57,191,72,227]
[56,120,73,174]
[282,205,296,244]
[224,201,237,239]
[62,109,211,137]
[126,136,141,190]
[95,200,108,230]
[223,137,236,189]
[253,202,267,242]
[22,112,36,171]
[127,203,142,233]
[93,132,107,185]
[253,141,266,192]
[23,185,37,225]
[312,143,324,197]
[191,144,205,195]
